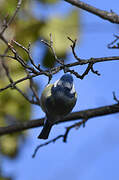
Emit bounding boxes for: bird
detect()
[38,74,77,139]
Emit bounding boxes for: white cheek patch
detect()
[54,80,59,88]
[64,82,71,89]
[70,84,75,94]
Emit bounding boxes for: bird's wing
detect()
[40,84,53,113]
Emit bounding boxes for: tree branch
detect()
[0,54,119,93]
[0,103,118,136]
[108,34,119,49]
[32,135,63,158]
[32,119,88,158]
[0,0,22,35]
[64,0,119,24]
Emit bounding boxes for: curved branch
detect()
[0,55,119,92]
[64,0,119,24]
[0,103,119,136]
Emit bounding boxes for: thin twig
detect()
[32,135,63,158]
[7,42,29,68]
[108,34,119,49]
[68,37,81,62]
[0,0,22,35]
[0,74,38,92]
[113,91,119,103]
[7,42,41,75]
[41,34,64,65]
[90,64,101,76]
[63,119,88,142]
[32,119,96,157]
[64,0,119,24]
[0,48,39,105]
[15,86,39,105]
[1,48,13,83]
[12,40,40,70]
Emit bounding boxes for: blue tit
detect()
[38,74,77,139]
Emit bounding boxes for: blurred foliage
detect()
[0,0,79,173]
[43,48,56,68]
[41,11,79,55]
[0,177,12,180]
[0,167,12,180]
[0,135,19,157]
[41,10,79,67]
[39,0,58,3]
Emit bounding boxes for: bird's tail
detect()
[37,119,53,139]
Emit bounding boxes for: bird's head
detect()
[53,74,75,94]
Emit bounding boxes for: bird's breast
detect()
[46,90,76,116]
